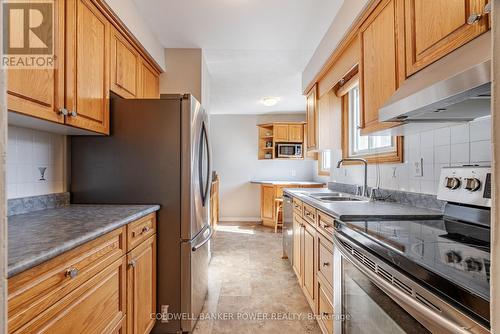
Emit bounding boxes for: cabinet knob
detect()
[128,259,137,268]
[323,261,330,267]
[59,108,68,116]
[65,267,79,279]
[70,110,77,117]
[142,226,151,234]
[467,13,482,24]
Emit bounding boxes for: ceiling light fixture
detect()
[260,96,280,106]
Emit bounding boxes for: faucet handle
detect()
[355,185,362,196]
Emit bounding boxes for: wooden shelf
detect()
[261,135,274,139]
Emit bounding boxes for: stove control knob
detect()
[445,177,461,190]
[464,258,483,272]
[445,251,462,264]
[464,177,481,192]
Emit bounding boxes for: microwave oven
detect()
[277,144,302,158]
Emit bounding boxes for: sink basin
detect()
[317,196,363,202]
[309,192,341,197]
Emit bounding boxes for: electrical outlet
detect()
[290,169,296,177]
[413,159,423,177]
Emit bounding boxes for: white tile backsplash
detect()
[322,118,492,196]
[7,126,66,199]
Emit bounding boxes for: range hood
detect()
[379,32,491,130]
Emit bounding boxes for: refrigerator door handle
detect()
[192,226,213,252]
[198,121,211,206]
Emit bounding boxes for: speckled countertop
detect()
[251,180,325,186]
[8,204,160,278]
[284,188,443,220]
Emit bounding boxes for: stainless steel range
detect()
[333,166,491,334]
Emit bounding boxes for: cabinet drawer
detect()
[13,257,127,334]
[127,213,156,251]
[293,198,303,216]
[317,211,334,241]
[318,281,333,334]
[302,203,317,225]
[317,235,333,291]
[8,227,126,333]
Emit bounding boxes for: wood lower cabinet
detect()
[317,279,334,334]
[302,221,317,313]
[292,214,302,280]
[404,0,489,76]
[8,214,157,334]
[127,235,156,334]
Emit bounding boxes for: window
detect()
[318,150,331,176]
[341,81,403,164]
[347,86,395,157]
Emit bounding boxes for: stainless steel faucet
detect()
[336,158,369,197]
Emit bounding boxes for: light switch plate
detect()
[413,159,423,177]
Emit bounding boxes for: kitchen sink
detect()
[317,196,363,202]
[309,192,341,197]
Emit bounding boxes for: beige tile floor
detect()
[193,222,322,334]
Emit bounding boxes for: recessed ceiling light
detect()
[260,97,280,106]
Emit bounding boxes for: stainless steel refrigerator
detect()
[70,94,212,333]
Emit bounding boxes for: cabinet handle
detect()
[128,259,137,268]
[467,13,482,24]
[65,267,79,279]
[323,261,330,267]
[70,110,77,117]
[142,226,151,234]
[59,108,68,116]
[322,312,330,317]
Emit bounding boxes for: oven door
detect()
[333,233,489,334]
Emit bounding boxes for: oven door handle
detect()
[333,234,488,334]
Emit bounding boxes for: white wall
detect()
[104,0,165,70]
[314,117,492,195]
[6,126,65,199]
[302,0,370,90]
[211,114,315,221]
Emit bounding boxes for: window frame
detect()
[340,80,403,164]
[318,150,331,176]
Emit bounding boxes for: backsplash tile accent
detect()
[8,192,70,216]
[7,126,65,199]
[325,117,491,196]
[328,182,446,212]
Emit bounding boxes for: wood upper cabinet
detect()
[306,84,318,150]
[359,0,404,134]
[139,60,160,98]
[127,235,156,334]
[274,124,289,142]
[6,0,65,124]
[110,27,140,98]
[404,0,489,76]
[288,124,304,143]
[66,0,110,134]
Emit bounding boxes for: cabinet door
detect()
[16,257,126,334]
[110,27,140,98]
[261,185,275,222]
[139,60,160,98]
[306,84,318,150]
[127,235,156,334]
[288,124,304,143]
[274,124,289,142]
[292,216,302,281]
[7,0,65,124]
[405,0,489,75]
[66,0,110,134]
[302,222,316,312]
[359,0,404,134]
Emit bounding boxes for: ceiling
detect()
[132,0,344,114]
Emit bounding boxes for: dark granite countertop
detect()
[8,204,160,278]
[251,180,325,186]
[284,188,443,221]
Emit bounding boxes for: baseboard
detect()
[219,217,262,222]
